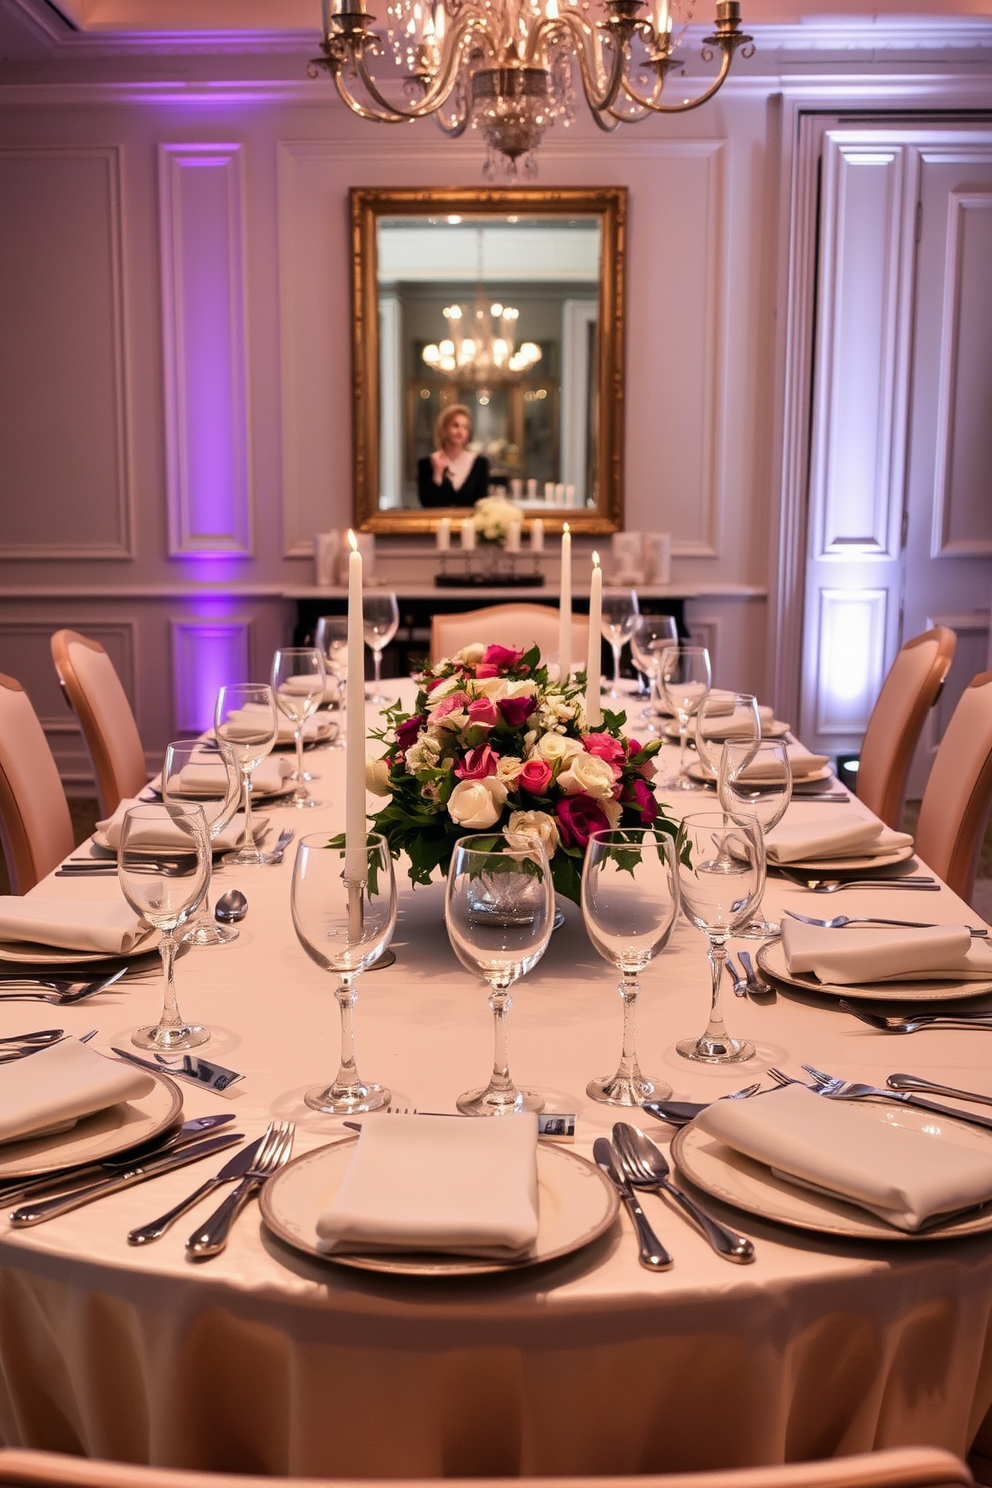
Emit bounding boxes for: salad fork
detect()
[800,1063,992,1133]
[785,910,988,935]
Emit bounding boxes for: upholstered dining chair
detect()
[0,1445,973,1488]
[913,668,992,904]
[50,629,148,817]
[856,626,957,829]
[0,673,75,893]
[430,603,590,666]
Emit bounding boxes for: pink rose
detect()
[467,697,499,728]
[483,644,524,670]
[556,794,611,849]
[517,758,552,796]
[584,732,625,775]
[454,743,499,780]
[474,664,500,679]
[431,691,469,720]
[498,694,537,728]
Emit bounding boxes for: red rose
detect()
[556,794,611,849]
[483,644,524,670]
[623,777,659,823]
[498,694,537,728]
[395,714,426,753]
[454,743,499,780]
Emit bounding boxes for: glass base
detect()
[133,1022,210,1052]
[456,1085,545,1116]
[183,920,238,948]
[676,1034,755,1064]
[220,847,278,867]
[586,1071,672,1106]
[304,1080,390,1114]
[735,918,780,939]
[365,948,396,970]
[287,794,323,810]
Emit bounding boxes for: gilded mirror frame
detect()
[351,186,627,535]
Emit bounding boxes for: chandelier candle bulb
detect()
[345,531,367,886]
[559,524,572,677]
[436,518,451,552]
[531,518,544,553]
[586,551,603,727]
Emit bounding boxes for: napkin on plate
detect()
[764,813,912,864]
[739,741,830,783]
[96,798,258,853]
[224,703,326,746]
[316,1114,540,1259]
[654,687,738,718]
[0,1038,156,1146]
[176,755,291,797]
[697,704,776,741]
[780,918,992,983]
[0,895,148,954]
[694,1082,992,1231]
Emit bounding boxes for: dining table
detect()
[2,679,992,1480]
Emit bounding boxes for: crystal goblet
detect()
[272,647,327,809]
[214,683,280,865]
[161,739,241,947]
[718,739,793,937]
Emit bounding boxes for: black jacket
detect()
[417,454,490,509]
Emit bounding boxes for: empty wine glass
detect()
[363,591,400,703]
[659,644,712,789]
[446,833,554,1115]
[315,615,347,749]
[214,683,280,865]
[162,739,241,947]
[675,811,763,1064]
[292,832,397,1114]
[718,739,793,937]
[630,614,678,707]
[692,693,762,786]
[118,802,211,1051]
[272,648,327,809]
[581,827,680,1105]
[600,588,640,698]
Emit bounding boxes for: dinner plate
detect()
[686,760,834,788]
[260,1136,619,1276]
[0,1068,182,1179]
[756,939,992,1003]
[0,928,160,966]
[671,1104,992,1241]
[664,719,789,743]
[772,843,915,872]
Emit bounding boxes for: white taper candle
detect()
[585,550,602,727]
[558,523,572,678]
[345,530,366,883]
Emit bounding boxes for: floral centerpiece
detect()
[365,642,676,903]
[472,493,523,546]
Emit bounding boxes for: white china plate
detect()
[756,939,992,1003]
[772,843,915,873]
[0,1069,182,1179]
[664,719,789,743]
[0,928,160,966]
[686,760,834,788]
[671,1104,992,1241]
[260,1136,619,1276]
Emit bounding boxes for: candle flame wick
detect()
[592,550,600,567]
[348,529,358,552]
[563,521,570,533]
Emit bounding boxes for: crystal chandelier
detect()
[311,0,752,178]
[423,301,542,377]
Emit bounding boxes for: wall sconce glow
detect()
[171,620,250,734]
[815,590,886,734]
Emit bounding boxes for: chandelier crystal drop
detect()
[311,0,752,177]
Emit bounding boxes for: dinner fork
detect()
[838,1001,992,1033]
[775,871,938,893]
[785,910,988,935]
[0,969,127,1003]
[800,1064,992,1134]
[186,1120,295,1258]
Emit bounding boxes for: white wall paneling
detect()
[171,619,251,734]
[813,587,888,738]
[159,142,253,557]
[0,146,132,560]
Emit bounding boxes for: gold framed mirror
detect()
[351,186,627,535]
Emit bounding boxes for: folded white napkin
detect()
[97,799,258,852]
[226,703,326,746]
[0,1039,156,1146]
[316,1114,540,1259]
[780,918,992,983]
[739,741,830,783]
[177,756,291,797]
[654,687,737,718]
[696,704,776,741]
[765,813,911,864]
[695,1082,992,1231]
[0,895,148,954]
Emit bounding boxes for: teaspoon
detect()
[214,889,248,925]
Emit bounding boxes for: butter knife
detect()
[592,1137,673,1270]
[8,1132,243,1226]
[127,1135,266,1244]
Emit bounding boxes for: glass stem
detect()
[334,972,361,1092]
[373,647,383,689]
[702,938,731,1047]
[615,971,641,1082]
[241,769,255,849]
[158,930,184,1033]
[678,718,690,779]
[487,979,518,1103]
[612,640,622,687]
[293,727,306,799]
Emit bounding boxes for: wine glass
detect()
[118,802,211,1051]
[363,592,400,703]
[581,827,680,1105]
[718,739,793,937]
[629,614,678,707]
[692,693,762,786]
[214,683,280,865]
[659,644,712,789]
[161,739,241,947]
[445,832,554,1116]
[271,648,327,809]
[291,832,397,1114]
[675,811,763,1064]
[600,588,640,698]
[315,615,347,749]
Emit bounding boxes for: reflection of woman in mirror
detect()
[418,404,490,508]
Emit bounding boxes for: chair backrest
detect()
[0,1445,973,1488]
[430,604,590,666]
[50,629,147,817]
[0,674,75,893]
[914,668,992,903]
[856,626,957,829]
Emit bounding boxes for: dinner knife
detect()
[7,1132,243,1226]
[592,1137,673,1270]
[112,1046,244,1094]
[127,1134,266,1245]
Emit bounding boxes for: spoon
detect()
[214,889,248,925]
[0,1028,64,1045]
[612,1124,755,1263]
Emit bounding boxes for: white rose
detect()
[603,799,622,829]
[557,752,617,800]
[456,643,485,666]
[496,754,525,784]
[506,809,560,857]
[470,677,508,701]
[366,757,392,795]
[447,776,508,829]
[429,708,469,734]
[429,676,463,700]
[533,731,585,767]
[502,679,537,699]
[405,737,441,773]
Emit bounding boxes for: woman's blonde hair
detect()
[435,403,472,448]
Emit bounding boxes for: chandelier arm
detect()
[331,65,412,122]
[540,11,627,115]
[344,10,492,123]
[618,46,734,113]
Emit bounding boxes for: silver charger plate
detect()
[260,1135,619,1276]
[755,939,992,1003]
[772,843,915,873]
[671,1104,992,1242]
[0,1068,182,1179]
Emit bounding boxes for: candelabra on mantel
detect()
[310,0,752,180]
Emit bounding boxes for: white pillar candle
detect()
[558,522,572,679]
[565,484,576,507]
[544,482,555,504]
[460,518,476,550]
[526,479,538,500]
[585,551,602,728]
[555,483,566,506]
[506,520,521,553]
[436,518,451,551]
[345,530,366,884]
[531,518,544,553]
[510,478,523,501]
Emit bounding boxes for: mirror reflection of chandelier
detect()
[311,0,751,180]
[422,301,542,381]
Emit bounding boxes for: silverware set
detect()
[725,951,773,1000]
[775,870,939,892]
[766,1063,992,1135]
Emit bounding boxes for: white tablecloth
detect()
[2,683,992,1476]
